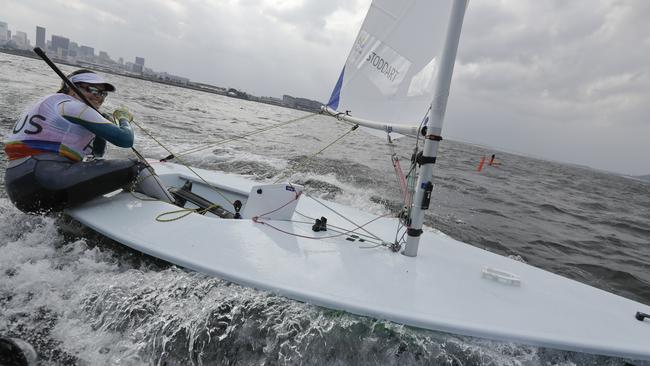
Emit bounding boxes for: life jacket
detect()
[4,94,98,161]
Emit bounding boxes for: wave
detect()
[597,219,650,238]
[537,203,568,214]
[576,201,609,211]
[473,208,509,218]
[573,263,650,304]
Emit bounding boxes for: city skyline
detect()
[0,19,323,113]
[0,21,150,75]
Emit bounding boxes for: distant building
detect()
[35,26,45,48]
[68,41,78,57]
[132,57,145,73]
[191,82,226,94]
[0,22,9,44]
[260,96,283,106]
[156,72,189,86]
[11,31,29,49]
[78,45,94,58]
[98,51,111,64]
[0,22,9,43]
[283,95,322,112]
[51,35,70,57]
[225,88,250,99]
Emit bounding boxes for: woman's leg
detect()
[33,156,143,207]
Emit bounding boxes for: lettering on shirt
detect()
[13,114,45,135]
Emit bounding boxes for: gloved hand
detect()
[101,112,116,124]
[113,107,134,123]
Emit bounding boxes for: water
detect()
[1,52,649,365]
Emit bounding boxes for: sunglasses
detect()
[80,85,109,98]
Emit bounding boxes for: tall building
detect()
[68,41,78,57]
[12,31,29,49]
[35,26,45,48]
[133,57,145,73]
[51,35,70,57]
[0,22,8,42]
[79,45,94,58]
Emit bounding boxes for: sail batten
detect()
[325,0,455,134]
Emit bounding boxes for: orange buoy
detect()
[477,156,486,172]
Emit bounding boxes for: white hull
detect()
[67,162,650,360]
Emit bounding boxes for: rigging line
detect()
[274,123,359,184]
[123,172,232,222]
[175,112,318,158]
[254,212,392,243]
[252,191,302,219]
[387,134,410,207]
[394,218,404,244]
[293,210,386,243]
[129,119,235,206]
[254,218,368,241]
[301,191,385,242]
[130,112,317,211]
[291,221,384,246]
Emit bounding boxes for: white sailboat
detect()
[65,0,650,361]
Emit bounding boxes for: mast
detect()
[402,0,468,257]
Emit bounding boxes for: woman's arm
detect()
[59,100,134,148]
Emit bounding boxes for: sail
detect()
[326,0,455,134]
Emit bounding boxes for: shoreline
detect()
[0,48,320,114]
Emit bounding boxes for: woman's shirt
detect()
[4,93,133,161]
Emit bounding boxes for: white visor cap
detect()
[70,72,116,92]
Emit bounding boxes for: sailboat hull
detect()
[66,162,650,361]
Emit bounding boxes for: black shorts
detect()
[4,154,143,214]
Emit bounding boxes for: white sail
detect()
[326,0,455,134]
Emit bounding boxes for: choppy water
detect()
[1,52,649,365]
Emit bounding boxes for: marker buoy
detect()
[477,156,486,172]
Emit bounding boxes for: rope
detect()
[387,134,410,207]
[128,110,391,249]
[175,112,318,158]
[129,119,234,207]
[293,211,385,244]
[155,204,223,222]
[274,124,359,184]
[253,211,392,244]
[251,191,302,220]
[300,191,384,242]
[129,113,319,209]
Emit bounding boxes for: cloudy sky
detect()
[3,0,649,175]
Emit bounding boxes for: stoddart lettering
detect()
[366,52,400,82]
